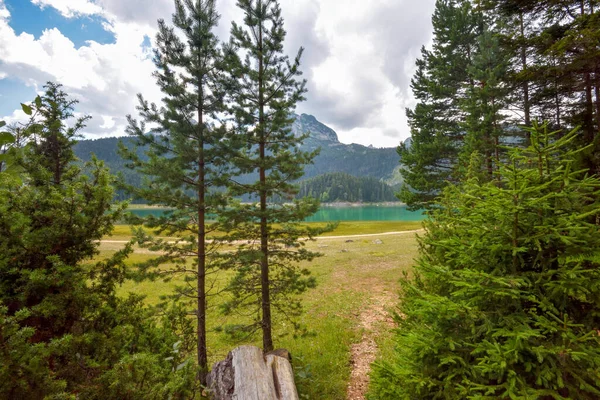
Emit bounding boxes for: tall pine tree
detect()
[399,0,483,209]
[490,0,600,173]
[459,28,511,178]
[222,0,327,352]
[121,0,232,382]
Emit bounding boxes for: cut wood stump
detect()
[206,345,299,400]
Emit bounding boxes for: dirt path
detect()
[317,229,422,240]
[346,290,396,400]
[99,229,422,245]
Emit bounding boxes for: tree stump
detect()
[207,346,299,400]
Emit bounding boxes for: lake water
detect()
[306,205,424,222]
[129,205,425,222]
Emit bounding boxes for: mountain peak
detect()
[292,113,339,143]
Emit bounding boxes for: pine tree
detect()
[0,84,198,398]
[223,0,327,352]
[490,0,600,173]
[399,0,484,209]
[478,0,536,139]
[370,123,600,399]
[120,0,232,383]
[459,28,511,178]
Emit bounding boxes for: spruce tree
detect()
[399,0,484,209]
[120,0,231,383]
[370,123,600,399]
[223,0,327,352]
[459,28,511,178]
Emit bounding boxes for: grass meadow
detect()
[99,221,422,399]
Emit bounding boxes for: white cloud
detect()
[1,0,436,147]
[0,0,9,20]
[99,115,115,129]
[31,0,103,18]
[2,107,29,126]
[293,0,435,146]
[0,1,162,137]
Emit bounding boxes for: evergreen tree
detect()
[478,2,535,140]
[459,28,511,178]
[490,0,600,173]
[120,0,232,383]
[0,85,197,398]
[399,0,483,209]
[297,172,398,203]
[370,123,600,399]
[223,0,327,351]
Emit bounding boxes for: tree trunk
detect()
[257,0,274,353]
[585,72,595,143]
[207,346,299,400]
[198,87,208,384]
[520,13,531,143]
[594,66,600,136]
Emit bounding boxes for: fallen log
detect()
[207,345,299,400]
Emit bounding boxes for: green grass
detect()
[98,222,420,399]
[105,220,422,241]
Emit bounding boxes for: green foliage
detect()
[403,0,600,210]
[120,0,236,381]
[297,172,398,203]
[491,0,600,175]
[459,28,511,178]
[0,120,15,178]
[0,85,197,398]
[0,115,33,183]
[398,0,484,210]
[370,123,600,399]
[222,0,332,351]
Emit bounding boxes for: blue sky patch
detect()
[141,35,151,49]
[4,0,116,48]
[0,77,37,116]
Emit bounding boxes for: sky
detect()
[0,0,436,148]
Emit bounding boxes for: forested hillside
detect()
[297,172,397,203]
[74,113,402,188]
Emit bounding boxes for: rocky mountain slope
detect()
[74,114,403,185]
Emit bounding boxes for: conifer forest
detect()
[1,0,600,399]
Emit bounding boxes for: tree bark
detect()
[198,79,208,384]
[520,13,531,143]
[207,346,299,400]
[257,0,274,353]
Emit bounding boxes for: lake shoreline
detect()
[124,203,423,222]
[126,201,405,210]
[319,201,404,208]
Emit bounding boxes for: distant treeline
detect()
[297,172,398,203]
[74,137,402,203]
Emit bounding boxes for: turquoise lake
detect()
[129,205,425,222]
